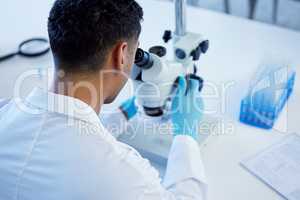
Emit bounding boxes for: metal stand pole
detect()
[175,0,187,36]
[273,0,279,24]
[224,0,230,14]
[249,0,258,19]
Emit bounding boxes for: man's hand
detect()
[119,97,138,120]
[171,76,204,140]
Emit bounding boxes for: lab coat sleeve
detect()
[163,135,207,199]
[115,134,207,200]
[100,109,130,138]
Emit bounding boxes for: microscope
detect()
[120,0,209,164]
[131,0,209,118]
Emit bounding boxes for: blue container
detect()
[240,64,296,129]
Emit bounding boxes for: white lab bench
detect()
[0,0,299,200]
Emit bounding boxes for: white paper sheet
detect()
[241,134,300,200]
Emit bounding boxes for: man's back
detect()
[0,98,110,200]
[0,89,162,200]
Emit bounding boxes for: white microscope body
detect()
[131,0,209,117]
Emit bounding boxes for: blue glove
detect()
[119,97,138,120]
[171,76,204,140]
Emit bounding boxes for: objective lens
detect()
[143,107,164,117]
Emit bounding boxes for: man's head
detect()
[48,0,143,104]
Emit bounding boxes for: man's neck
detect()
[50,72,105,114]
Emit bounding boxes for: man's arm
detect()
[114,136,206,200]
[114,76,207,199]
[163,135,207,199]
[163,76,207,199]
[163,76,208,199]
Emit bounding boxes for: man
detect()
[0,0,207,199]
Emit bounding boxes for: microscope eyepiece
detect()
[135,48,154,69]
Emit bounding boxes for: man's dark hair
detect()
[48,0,143,72]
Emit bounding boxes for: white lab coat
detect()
[0,87,207,200]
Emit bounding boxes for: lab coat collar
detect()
[25,87,103,128]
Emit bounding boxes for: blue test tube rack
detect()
[240,66,296,129]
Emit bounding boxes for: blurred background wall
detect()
[161,0,300,31]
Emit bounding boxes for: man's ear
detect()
[111,42,128,71]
